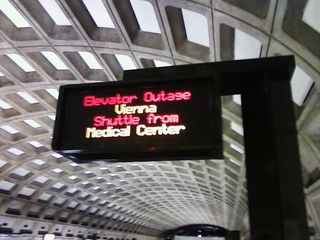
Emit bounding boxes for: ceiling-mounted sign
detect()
[52,77,222,162]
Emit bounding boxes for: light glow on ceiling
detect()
[68,175,78,180]
[52,168,63,173]
[154,60,171,67]
[7,147,24,156]
[229,157,241,166]
[78,51,103,69]
[12,173,28,185]
[32,159,46,165]
[45,88,59,99]
[0,0,30,28]
[234,29,261,60]
[0,180,15,191]
[0,71,4,77]
[52,182,64,189]
[41,51,69,70]
[7,54,35,72]
[231,122,244,136]
[38,0,71,26]
[48,114,56,120]
[17,92,39,104]
[0,160,7,169]
[28,141,44,148]
[130,0,161,34]
[34,175,49,184]
[67,188,78,194]
[115,54,137,70]
[18,187,35,196]
[302,0,320,33]
[51,153,63,158]
[1,125,19,134]
[230,143,244,154]
[0,99,12,109]
[38,193,52,201]
[68,201,78,208]
[182,9,210,47]
[232,94,242,105]
[44,234,55,240]
[54,198,66,205]
[82,0,115,28]
[290,66,313,106]
[24,119,41,128]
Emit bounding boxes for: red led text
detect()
[143,90,191,102]
[83,89,192,138]
[83,94,137,106]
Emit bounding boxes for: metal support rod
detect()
[241,70,309,240]
[124,56,310,239]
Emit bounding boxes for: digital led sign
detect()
[52,77,222,162]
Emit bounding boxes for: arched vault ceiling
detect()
[0,0,319,239]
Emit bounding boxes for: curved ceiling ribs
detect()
[0,0,319,239]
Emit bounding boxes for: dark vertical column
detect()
[240,71,309,240]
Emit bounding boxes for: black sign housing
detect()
[52,77,222,162]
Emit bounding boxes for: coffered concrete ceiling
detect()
[0,0,319,239]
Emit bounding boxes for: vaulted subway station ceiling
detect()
[0,0,319,239]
